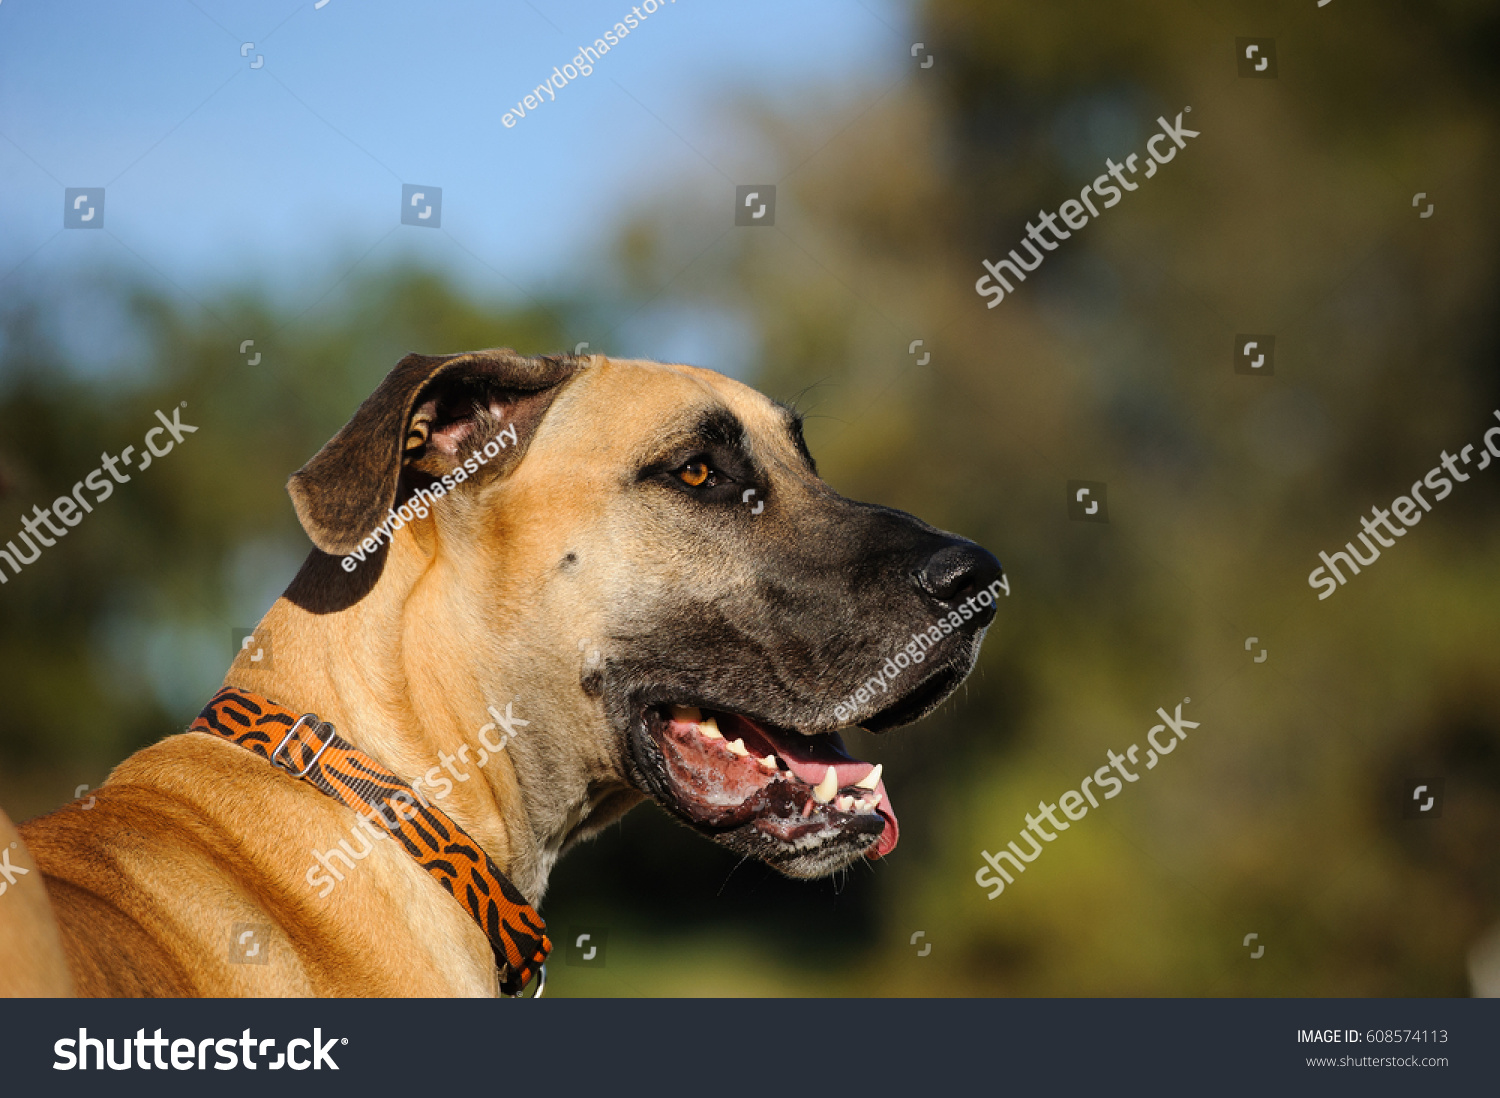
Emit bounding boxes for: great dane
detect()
[0,349,1002,997]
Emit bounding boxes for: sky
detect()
[0,0,912,329]
[0,0,919,706]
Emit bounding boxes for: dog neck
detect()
[230,527,594,903]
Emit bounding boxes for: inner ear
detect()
[288,349,583,557]
[404,378,510,467]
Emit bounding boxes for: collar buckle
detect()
[271,713,334,778]
[194,687,553,992]
[506,963,546,998]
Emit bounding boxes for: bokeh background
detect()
[2,0,1498,996]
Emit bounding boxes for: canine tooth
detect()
[759,754,778,771]
[836,795,854,813]
[726,738,749,757]
[867,792,882,808]
[698,717,722,739]
[671,705,702,723]
[812,766,838,804]
[855,764,882,790]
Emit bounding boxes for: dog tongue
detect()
[863,782,899,860]
[737,721,899,859]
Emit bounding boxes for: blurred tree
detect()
[551,0,1500,995]
[3,0,1498,997]
[0,265,565,819]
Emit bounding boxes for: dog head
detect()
[287,349,1003,882]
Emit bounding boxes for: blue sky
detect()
[0,0,919,712]
[0,0,912,319]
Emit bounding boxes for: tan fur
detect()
[1,355,823,997]
[0,806,75,996]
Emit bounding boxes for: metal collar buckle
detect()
[271,713,334,778]
[506,963,546,999]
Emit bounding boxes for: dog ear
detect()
[288,349,584,556]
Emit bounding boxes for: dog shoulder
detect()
[0,802,75,996]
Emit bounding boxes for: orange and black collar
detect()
[190,686,550,996]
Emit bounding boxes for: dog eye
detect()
[677,461,715,488]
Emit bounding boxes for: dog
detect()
[0,349,1002,997]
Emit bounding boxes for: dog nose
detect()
[916,542,1004,622]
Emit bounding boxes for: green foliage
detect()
[0,267,567,817]
[552,0,1500,995]
[4,0,1498,995]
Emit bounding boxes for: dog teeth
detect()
[726,738,749,757]
[866,792,882,808]
[698,717,722,740]
[759,754,779,772]
[802,799,815,817]
[855,764,882,790]
[812,765,838,804]
[836,795,854,813]
[671,705,702,724]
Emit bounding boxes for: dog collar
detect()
[190,686,551,996]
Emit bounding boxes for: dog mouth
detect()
[638,704,899,867]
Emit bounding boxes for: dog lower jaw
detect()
[711,815,886,879]
[624,704,896,879]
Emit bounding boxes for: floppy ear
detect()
[288,348,584,555]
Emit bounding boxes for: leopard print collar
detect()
[190,686,550,996]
